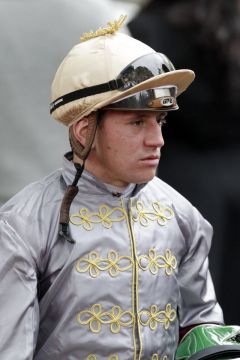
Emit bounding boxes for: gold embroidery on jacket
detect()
[70,205,126,230]
[139,303,176,330]
[152,355,168,360]
[76,250,133,278]
[138,248,177,275]
[132,200,174,226]
[87,355,119,360]
[77,304,133,333]
[122,198,140,358]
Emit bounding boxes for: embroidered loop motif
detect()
[70,205,126,230]
[138,248,177,275]
[76,250,133,278]
[152,355,168,360]
[139,303,176,330]
[132,201,174,227]
[77,304,134,333]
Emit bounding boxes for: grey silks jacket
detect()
[0,153,224,360]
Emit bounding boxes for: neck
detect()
[72,152,129,189]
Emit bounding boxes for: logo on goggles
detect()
[148,96,176,108]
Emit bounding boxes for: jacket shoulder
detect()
[142,177,213,246]
[0,170,64,269]
[0,169,63,215]
[144,176,193,211]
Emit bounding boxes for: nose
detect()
[144,118,165,148]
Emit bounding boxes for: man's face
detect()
[86,110,166,187]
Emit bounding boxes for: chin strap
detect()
[59,112,98,243]
[59,162,85,243]
[68,111,98,160]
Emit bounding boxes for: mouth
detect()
[140,155,160,166]
[142,154,160,160]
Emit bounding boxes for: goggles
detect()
[50,52,176,114]
[103,86,178,111]
[117,52,175,90]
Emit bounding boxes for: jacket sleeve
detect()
[177,205,224,328]
[0,217,39,360]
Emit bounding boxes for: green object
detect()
[175,324,240,360]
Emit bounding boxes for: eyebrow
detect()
[141,111,168,118]
[120,111,168,122]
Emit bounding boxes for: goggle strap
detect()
[50,78,124,113]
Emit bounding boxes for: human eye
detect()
[129,118,145,127]
[134,119,145,126]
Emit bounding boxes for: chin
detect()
[135,173,156,185]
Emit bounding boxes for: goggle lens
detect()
[117,52,176,90]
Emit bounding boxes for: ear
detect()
[72,117,89,147]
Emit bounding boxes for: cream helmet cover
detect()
[50,16,195,127]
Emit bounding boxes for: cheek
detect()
[96,127,138,164]
[97,137,120,162]
[105,144,122,162]
[104,133,125,156]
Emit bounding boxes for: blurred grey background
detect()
[0,0,239,324]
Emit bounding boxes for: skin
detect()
[72,110,167,188]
